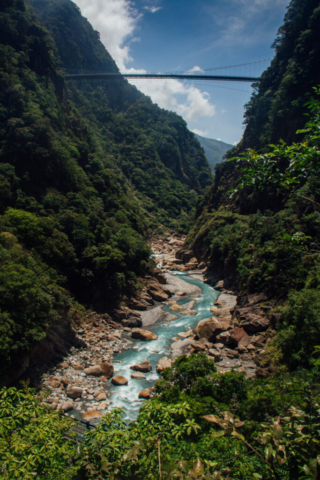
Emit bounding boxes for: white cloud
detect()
[186,65,204,73]
[144,6,162,13]
[130,78,215,121]
[192,129,208,137]
[74,0,141,72]
[221,109,227,114]
[73,0,216,123]
[217,138,221,141]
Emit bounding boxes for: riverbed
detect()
[104,272,219,421]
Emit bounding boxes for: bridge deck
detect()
[64,73,259,82]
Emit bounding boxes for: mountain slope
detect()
[186,0,320,373]
[0,0,210,380]
[195,134,232,171]
[28,0,212,229]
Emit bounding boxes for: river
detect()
[105,272,219,421]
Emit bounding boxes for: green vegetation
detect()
[0,385,76,479]
[1,0,320,478]
[0,0,211,374]
[1,355,319,479]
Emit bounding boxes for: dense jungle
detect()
[1,0,320,479]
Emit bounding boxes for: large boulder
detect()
[127,298,148,311]
[175,248,195,262]
[216,330,236,347]
[138,388,152,399]
[191,339,213,351]
[193,317,231,342]
[83,365,103,377]
[111,375,128,385]
[210,306,232,318]
[131,329,158,341]
[147,284,169,302]
[156,357,172,373]
[208,348,222,362]
[154,271,167,284]
[241,315,270,333]
[96,392,107,401]
[66,386,83,399]
[59,401,73,412]
[99,362,114,378]
[231,327,248,343]
[130,360,152,372]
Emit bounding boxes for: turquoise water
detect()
[106,272,219,421]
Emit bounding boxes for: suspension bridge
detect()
[64,58,271,84]
[64,72,259,82]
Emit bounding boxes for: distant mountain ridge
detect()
[195,134,232,171]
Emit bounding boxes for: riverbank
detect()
[38,233,273,421]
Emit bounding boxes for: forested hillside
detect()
[195,134,232,171]
[187,0,320,372]
[0,0,211,380]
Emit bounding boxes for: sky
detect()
[72,0,289,145]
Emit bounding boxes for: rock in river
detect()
[111,375,128,386]
[131,329,158,341]
[131,372,146,379]
[138,388,152,399]
[130,360,152,372]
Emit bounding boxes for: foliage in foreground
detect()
[1,355,320,479]
[0,386,76,479]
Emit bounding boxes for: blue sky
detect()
[73,0,289,145]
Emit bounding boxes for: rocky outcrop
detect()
[130,360,152,372]
[131,329,158,341]
[193,317,231,342]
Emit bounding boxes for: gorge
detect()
[1,0,320,479]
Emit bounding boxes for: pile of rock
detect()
[189,292,275,378]
[39,313,133,417]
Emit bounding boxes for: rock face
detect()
[156,357,172,373]
[111,375,128,385]
[130,360,152,372]
[138,388,152,399]
[66,386,83,399]
[82,410,103,421]
[193,317,231,342]
[131,329,158,341]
